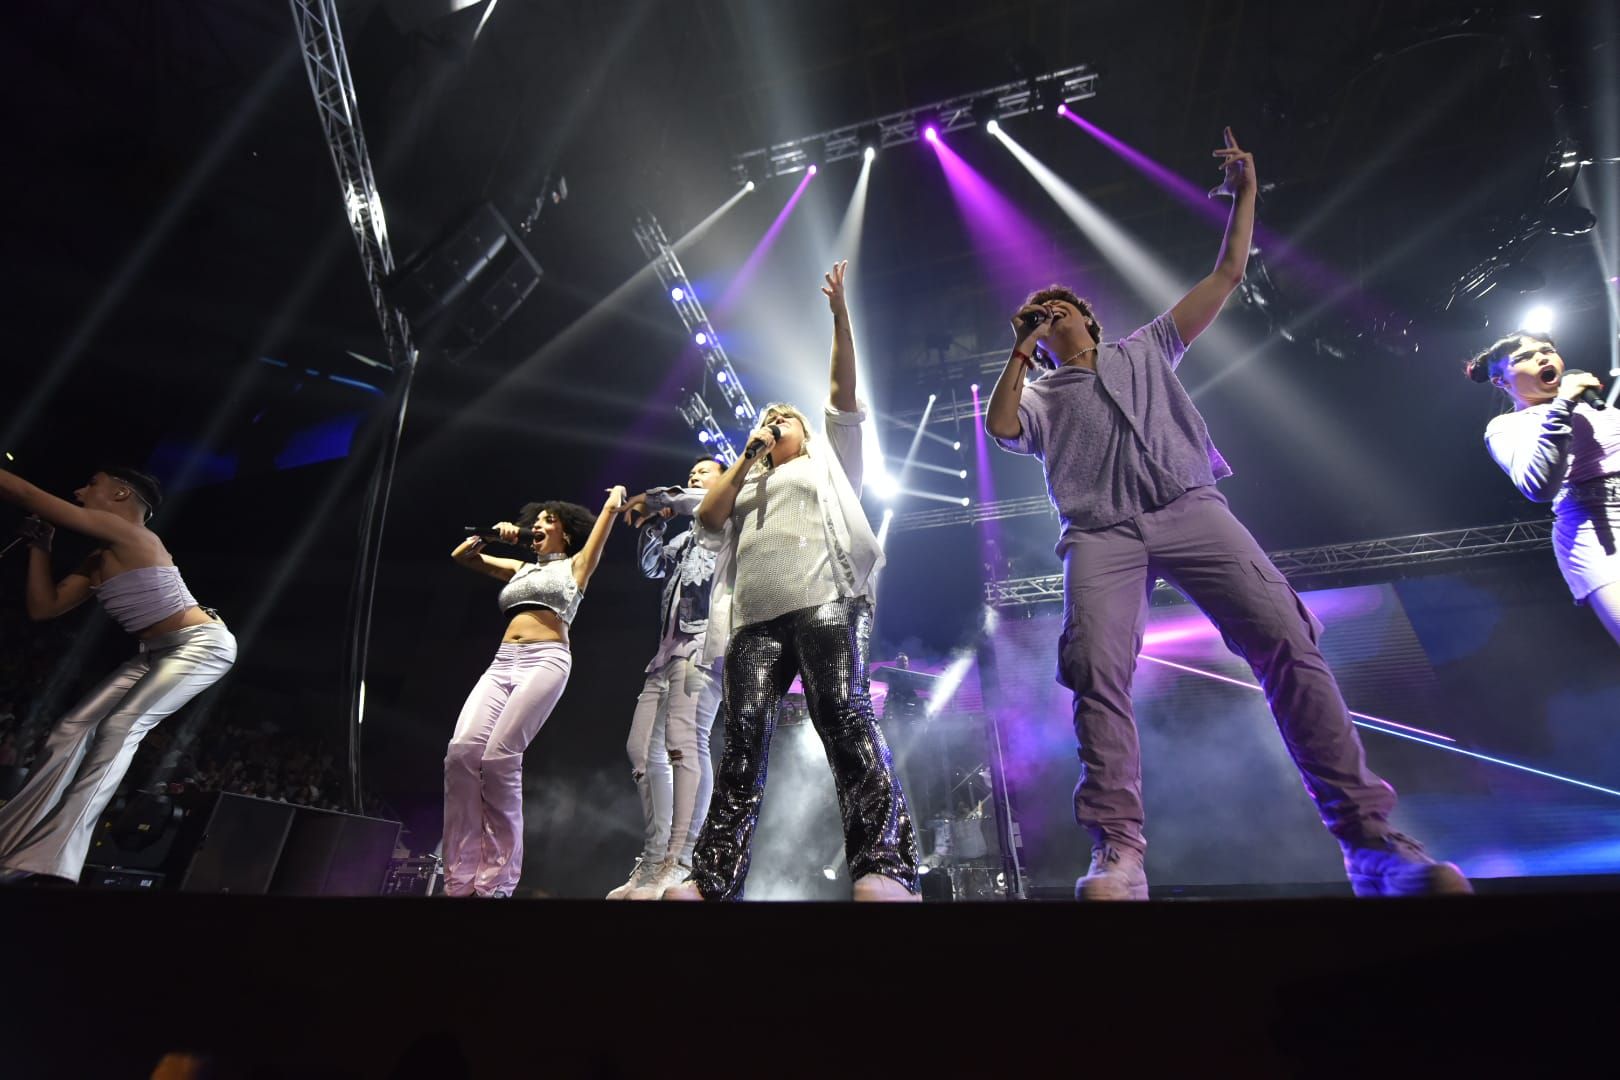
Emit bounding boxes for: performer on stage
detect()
[1469,331,1620,646]
[665,260,919,901]
[0,467,236,885]
[603,456,726,900]
[443,487,625,898]
[984,128,1470,900]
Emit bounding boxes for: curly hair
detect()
[1466,330,1554,385]
[1023,285,1103,369]
[515,500,596,555]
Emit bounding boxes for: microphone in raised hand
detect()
[464,524,536,544]
[743,423,782,461]
[1555,369,1608,411]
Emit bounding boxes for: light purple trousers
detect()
[443,641,571,897]
[1057,486,1396,855]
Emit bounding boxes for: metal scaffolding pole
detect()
[290,0,416,811]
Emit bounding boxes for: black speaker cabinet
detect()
[269,807,401,897]
[171,792,297,894]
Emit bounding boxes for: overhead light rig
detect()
[632,213,759,464]
[730,65,1098,184]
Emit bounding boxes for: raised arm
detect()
[450,524,528,583]
[1169,127,1257,348]
[23,532,94,621]
[572,486,628,589]
[824,260,857,413]
[0,470,142,547]
[699,437,771,533]
[986,304,1057,441]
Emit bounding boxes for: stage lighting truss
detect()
[980,519,1556,609]
[729,65,1098,183]
[677,393,737,464]
[633,213,757,463]
[290,0,414,370]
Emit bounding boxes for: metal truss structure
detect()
[291,0,418,810]
[893,495,1055,533]
[730,65,1098,184]
[632,213,758,464]
[983,519,1556,608]
[290,0,413,369]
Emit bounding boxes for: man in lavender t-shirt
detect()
[985,128,1469,901]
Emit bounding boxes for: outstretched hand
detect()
[821,260,849,316]
[1208,126,1256,200]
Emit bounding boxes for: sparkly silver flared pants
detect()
[690,597,918,899]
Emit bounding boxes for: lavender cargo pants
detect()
[1057,485,1395,855]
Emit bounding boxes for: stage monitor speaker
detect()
[172,792,296,895]
[270,807,401,897]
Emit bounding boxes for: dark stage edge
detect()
[4,887,1616,1079]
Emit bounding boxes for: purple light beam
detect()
[715,169,816,318]
[928,133,1075,291]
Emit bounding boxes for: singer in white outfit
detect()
[1469,330,1620,646]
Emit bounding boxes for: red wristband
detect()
[1012,349,1033,370]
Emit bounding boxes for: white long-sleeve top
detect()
[1484,399,1620,505]
[696,400,884,666]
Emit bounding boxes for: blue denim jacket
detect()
[637,487,716,638]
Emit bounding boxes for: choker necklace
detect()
[533,551,568,564]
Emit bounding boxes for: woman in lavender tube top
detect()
[0,466,236,884]
[442,486,626,898]
[1469,330,1620,647]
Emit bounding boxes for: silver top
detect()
[93,564,200,635]
[497,554,582,625]
[731,454,839,627]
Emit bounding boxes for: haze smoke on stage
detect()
[714,169,816,318]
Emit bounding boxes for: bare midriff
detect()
[501,607,569,646]
[135,605,220,640]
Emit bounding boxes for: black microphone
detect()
[465,526,537,543]
[1016,309,1049,335]
[743,423,782,460]
[1552,368,1608,411]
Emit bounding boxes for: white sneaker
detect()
[606,858,655,900]
[626,858,690,901]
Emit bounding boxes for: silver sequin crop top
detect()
[497,555,582,625]
[93,565,200,635]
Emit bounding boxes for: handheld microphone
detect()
[1016,309,1049,335]
[1552,368,1608,411]
[743,423,783,460]
[465,526,537,543]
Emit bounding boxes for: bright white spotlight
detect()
[697,431,712,444]
[928,393,937,403]
[1056,103,1069,117]
[1521,305,1556,334]
[734,404,748,418]
[694,331,708,346]
[716,371,728,384]
[959,497,970,507]
[744,180,756,193]
[969,383,980,393]
[670,286,685,302]
[958,469,967,479]
[821,866,837,880]
[918,864,931,875]
[986,118,1001,136]
[952,441,961,451]
[869,469,900,501]
[863,146,876,163]
[808,164,818,177]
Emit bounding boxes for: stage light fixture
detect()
[670,286,685,301]
[744,180,756,193]
[952,441,961,451]
[1521,304,1556,334]
[694,331,708,345]
[969,383,979,393]
[1056,102,1069,117]
[808,164,818,176]
[869,470,899,501]
[958,470,968,479]
[864,146,876,164]
[698,430,712,444]
[971,94,998,129]
[924,126,939,143]
[928,393,937,403]
[716,371,728,384]
[986,118,1001,136]
[959,497,970,506]
[857,123,881,159]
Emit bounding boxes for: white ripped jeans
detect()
[626,654,721,866]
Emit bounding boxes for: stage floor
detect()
[4,884,1616,1078]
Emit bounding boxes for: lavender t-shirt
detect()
[994,312,1232,536]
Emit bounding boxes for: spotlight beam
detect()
[715,169,816,317]
[888,458,967,479]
